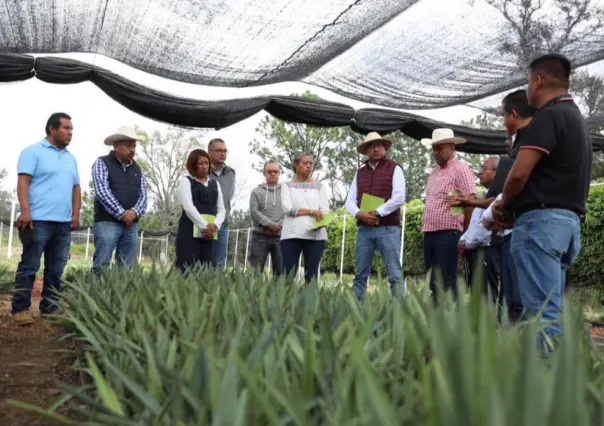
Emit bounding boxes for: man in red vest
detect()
[345,132,406,301]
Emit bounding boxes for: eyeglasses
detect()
[265,170,280,175]
[212,149,228,154]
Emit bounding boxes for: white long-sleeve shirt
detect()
[176,175,225,231]
[482,194,512,237]
[345,163,406,218]
[281,181,330,241]
[459,207,492,249]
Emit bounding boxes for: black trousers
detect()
[423,230,461,302]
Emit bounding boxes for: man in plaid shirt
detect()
[91,126,148,277]
[421,129,476,302]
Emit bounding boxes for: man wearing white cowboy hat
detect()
[345,131,406,301]
[91,125,148,277]
[421,128,476,303]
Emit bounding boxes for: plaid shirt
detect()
[92,158,148,219]
[422,157,476,233]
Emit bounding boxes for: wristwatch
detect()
[375,211,381,218]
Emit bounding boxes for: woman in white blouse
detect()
[280,153,330,283]
[175,149,225,273]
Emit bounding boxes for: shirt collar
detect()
[438,156,457,169]
[110,150,133,167]
[539,94,574,110]
[42,138,68,152]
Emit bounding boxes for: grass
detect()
[9,266,604,425]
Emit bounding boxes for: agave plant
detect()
[9,264,604,425]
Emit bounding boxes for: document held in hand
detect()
[193,214,219,240]
[360,193,385,212]
[448,191,464,217]
[309,211,337,230]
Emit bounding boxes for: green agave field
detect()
[10,266,604,425]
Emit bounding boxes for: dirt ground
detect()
[0,280,80,426]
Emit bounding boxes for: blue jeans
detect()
[12,221,71,314]
[212,223,229,268]
[511,209,581,346]
[501,234,523,322]
[280,238,326,283]
[92,222,138,277]
[353,226,403,301]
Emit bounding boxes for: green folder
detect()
[360,193,385,212]
[448,191,464,217]
[193,214,218,240]
[309,211,336,230]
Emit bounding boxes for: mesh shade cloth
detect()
[1,53,603,154]
[1,0,604,110]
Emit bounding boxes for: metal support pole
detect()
[164,234,170,264]
[138,231,144,264]
[400,205,407,295]
[233,229,240,267]
[339,215,347,282]
[7,200,16,259]
[224,229,229,269]
[85,227,91,261]
[0,221,4,255]
[243,228,251,272]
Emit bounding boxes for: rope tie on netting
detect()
[31,56,37,77]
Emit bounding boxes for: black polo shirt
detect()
[509,95,592,217]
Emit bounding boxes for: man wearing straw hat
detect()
[421,128,476,303]
[345,132,406,301]
[91,126,148,277]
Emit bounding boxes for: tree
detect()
[473,0,604,178]
[250,92,352,207]
[250,100,432,206]
[457,111,505,173]
[136,126,205,230]
[479,0,604,68]
[80,180,95,227]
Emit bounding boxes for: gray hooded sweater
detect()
[250,183,284,235]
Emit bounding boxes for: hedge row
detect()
[322,186,604,286]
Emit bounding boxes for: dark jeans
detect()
[12,221,71,314]
[249,232,283,275]
[465,247,485,291]
[423,230,461,302]
[485,244,503,306]
[280,238,326,283]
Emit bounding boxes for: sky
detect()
[0,53,482,212]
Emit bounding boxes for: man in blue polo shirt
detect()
[12,112,81,326]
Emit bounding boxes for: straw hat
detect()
[104,125,140,146]
[420,128,466,147]
[357,132,392,154]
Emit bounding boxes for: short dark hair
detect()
[45,112,71,135]
[529,53,571,87]
[502,90,536,118]
[186,149,211,176]
[208,138,225,151]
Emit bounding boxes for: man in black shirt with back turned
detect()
[493,54,592,348]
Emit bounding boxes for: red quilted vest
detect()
[356,157,401,226]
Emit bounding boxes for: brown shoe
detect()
[13,311,35,326]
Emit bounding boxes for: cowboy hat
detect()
[104,125,140,146]
[357,132,392,154]
[421,128,466,147]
